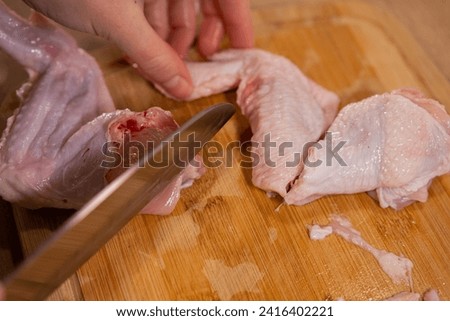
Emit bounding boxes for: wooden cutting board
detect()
[4,0,450,300]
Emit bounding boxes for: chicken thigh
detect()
[285,88,450,209]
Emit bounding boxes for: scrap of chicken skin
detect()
[141,158,205,216]
[285,88,450,210]
[0,4,203,213]
[422,289,440,301]
[161,49,340,197]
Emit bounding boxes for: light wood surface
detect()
[1,0,449,300]
[252,0,450,83]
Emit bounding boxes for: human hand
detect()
[23,0,254,99]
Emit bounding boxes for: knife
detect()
[2,102,235,300]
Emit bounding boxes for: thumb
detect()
[109,11,193,99]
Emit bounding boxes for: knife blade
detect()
[2,102,235,300]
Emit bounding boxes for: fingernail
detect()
[162,75,193,99]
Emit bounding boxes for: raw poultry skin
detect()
[308,214,413,285]
[162,49,340,197]
[285,88,450,210]
[310,214,441,301]
[0,2,202,213]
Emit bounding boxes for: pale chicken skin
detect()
[308,214,413,285]
[164,49,340,197]
[285,88,450,209]
[0,2,201,213]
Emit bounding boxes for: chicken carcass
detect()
[159,49,340,197]
[285,88,450,209]
[0,2,202,213]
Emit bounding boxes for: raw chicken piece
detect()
[422,288,440,301]
[285,88,450,209]
[0,2,202,213]
[159,49,340,197]
[308,214,413,285]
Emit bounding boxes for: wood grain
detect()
[1,0,449,301]
[251,0,450,83]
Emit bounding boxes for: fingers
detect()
[144,0,196,57]
[22,0,253,99]
[110,5,193,99]
[143,0,170,40]
[167,0,196,57]
[198,0,225,57]
[217,0,254,49]
[198,0,254,57]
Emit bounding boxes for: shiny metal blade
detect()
[3,102,235,300]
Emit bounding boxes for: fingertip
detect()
[115,32,193,99]
[160,74,194,99]
[106,6,193,100]
[135,62,193,100]
[167,0,196,59]
[198,17,224,57]
[217,0,254,49]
